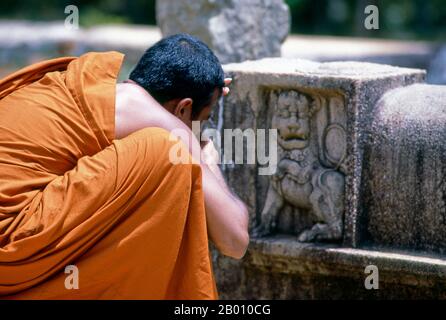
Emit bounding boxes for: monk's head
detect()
[129,34,225,128]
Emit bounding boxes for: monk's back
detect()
[0,52,122,215]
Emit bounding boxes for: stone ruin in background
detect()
[211,58,446,299]
[156,0,290,63]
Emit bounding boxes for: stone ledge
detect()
[246,236,446,287]
[224,58,426,81]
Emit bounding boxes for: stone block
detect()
[218,58,425,246]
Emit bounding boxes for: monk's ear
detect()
[174,98,193,120]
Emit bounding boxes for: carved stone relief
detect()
[252,89,346,242]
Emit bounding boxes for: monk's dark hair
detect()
[129,33,225,118]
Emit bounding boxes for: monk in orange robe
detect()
[0,34,249,299]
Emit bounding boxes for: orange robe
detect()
[0,51,218,299]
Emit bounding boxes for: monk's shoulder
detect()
[115,83,173,138]
[116,83,164,118]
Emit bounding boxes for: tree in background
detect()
[0,0,156,27]
[286,0,445,40]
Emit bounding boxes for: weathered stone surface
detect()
[251,89,346,243]
[363,84,446,254]
[210,58,433,299]
[218,58,425,246]
[219,236,446,299]
[156,0,290,64]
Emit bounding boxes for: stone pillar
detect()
[156,0,290,64]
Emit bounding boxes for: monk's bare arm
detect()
[115,83,249,259]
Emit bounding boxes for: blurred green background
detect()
[0,0,444,40]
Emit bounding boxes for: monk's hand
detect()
[201,139,220,166]
[223,78,232,96]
